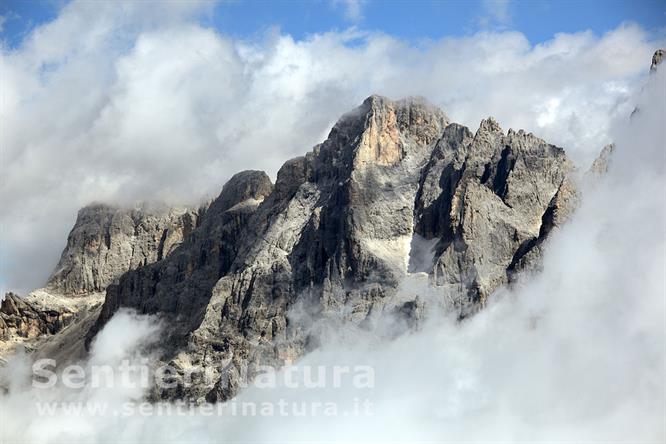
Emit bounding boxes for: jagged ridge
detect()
[5,95,578,402]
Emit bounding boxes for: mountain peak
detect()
[343,95,450,166]
[650,49,664,72]
[6,96,578,403]
[478,116,503,135]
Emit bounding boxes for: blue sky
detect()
[1,0,665,48]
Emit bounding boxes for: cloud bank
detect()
[0,1,663,297]
[0,65,663,443]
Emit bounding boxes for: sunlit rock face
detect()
[415,118,576,315]
[0,292,63,341]
[1,95,578,402]
[47,203,203,295]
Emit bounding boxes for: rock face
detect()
[0,292,65,341]
[87,171,274,348]
[588,144,615,177]
[0,95,579,402]
[47,204,202,295]
[0,289,104,361]
[77,95,577,402]
[414,119,576,313]
[631,49,664,118]
[651,49,664,72]
[1,203,198,357]
[5,50,661,400]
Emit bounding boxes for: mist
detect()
[0,57,664,442]
[1,0,663,294]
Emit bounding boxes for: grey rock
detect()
[631,49,664,118]
[0,292,65,340]
[588,144,615,176]
[0,290,104,359]
[6,95,578,402]
[47,204,202,294]
[415,119,576,316]
[80,95,576,402]
[651,49,664,72]
[87,170,274,351]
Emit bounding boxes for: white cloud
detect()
[0,0,663,296]
[331,0,367,22]
[478,0,512,29]
[0,68,663,441]
[0,1,665,432]
[0,309,164,441]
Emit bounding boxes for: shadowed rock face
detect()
[3,95,578,402]
[87,170,274,350]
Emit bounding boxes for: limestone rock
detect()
[0,290,104,358]
[87,171,274,350]
[47,204,202,294]
[415,121,576,316]
[588,144,615,177]
[651,49,664,72]
[632,49,665,117]
[8,95,579,403]
[79,96,577,402]
[0,292,65,340]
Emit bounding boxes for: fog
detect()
[2,1,665,440]
[0,57,664,443]
[1,0,663,294]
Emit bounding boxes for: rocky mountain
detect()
[587,144,615,177]
[47,204,203,295]
[1,95,578,401]
[0,289,104,360]
[651,49,664,72]
[26,95,573,402]
[0,292,63,341]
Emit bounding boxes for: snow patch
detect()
[407,234,439,273]
[361,235,412,272]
